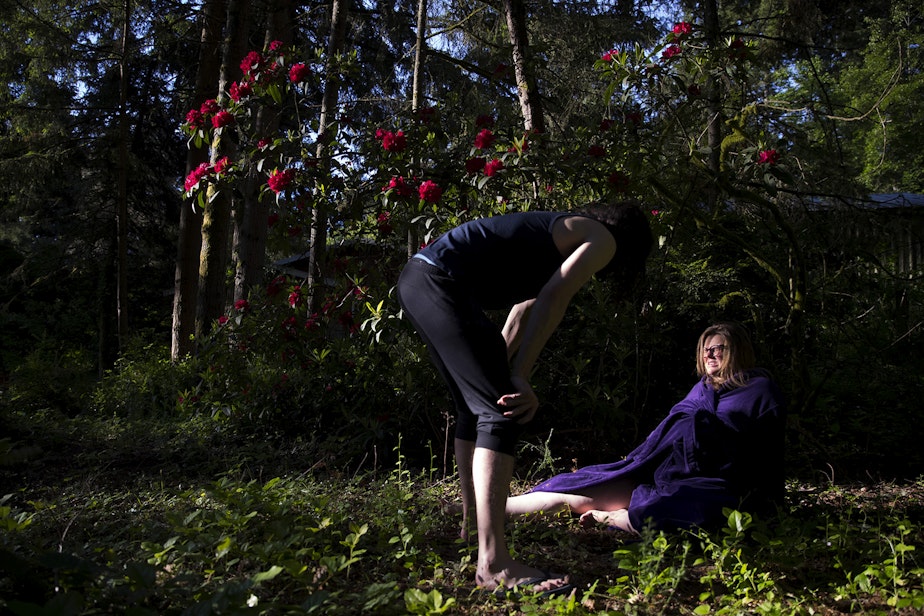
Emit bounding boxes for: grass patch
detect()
[1,409,923,615]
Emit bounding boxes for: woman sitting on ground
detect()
[505,322,787,533]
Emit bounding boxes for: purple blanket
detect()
[530,371,786,531]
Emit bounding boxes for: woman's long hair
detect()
[695,322,757,389]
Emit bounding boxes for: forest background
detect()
[1,0,923,613]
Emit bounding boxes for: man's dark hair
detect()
[581,201,654,293]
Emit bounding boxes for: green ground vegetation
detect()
[1,407,922,615]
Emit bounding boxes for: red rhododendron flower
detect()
[240,51,263,75]
[661,44,682,60]
[381,130,407,152]
[289,62,311,83]
[211,110,234,129]
[377,211,393,235]
[729,38,748,59]
[200,99,219,116]
[339,310,357,333]
[184,162,211,192]
[588,144,606,157]
[484,158,504,176]
[601,49,619,62]
[234,299,250,312]
[185,109,205,129]
[281,316,298,338]
[607,170,630,192]
[385,175,414,198]
[625,111,643,124]
[757,149,781,165]
[229,81,252,101]
[218,315,229,326]
[474,129,495,150]
[418,180,443,203]
[475,114,495,128]
[267,212,280,227]
[509,135,529,154]
[416,106,436,123]
[228,83,242,102]
[465,157,486,175]
[267,168,295,194]
[288,285,304,308]
[267,275,287,296]
[213,156,231,175]
[268,40,284,51]
[257,138,271,150]
[672,22,692,37]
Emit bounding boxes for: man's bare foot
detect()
[439,500,463,516]
[476,564,572,595]
[459,516,475,543]
[439,500,474,541]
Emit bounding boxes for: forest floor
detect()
[2,410,923,614]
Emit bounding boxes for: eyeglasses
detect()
[703,344,726,358]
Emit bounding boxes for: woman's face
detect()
[702,334,727,377]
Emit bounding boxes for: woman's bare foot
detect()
[579,508,636,534]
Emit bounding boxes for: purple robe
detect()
[530,370,786,531]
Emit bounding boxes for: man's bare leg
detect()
[454,438,476,541]
[472,447,569,592]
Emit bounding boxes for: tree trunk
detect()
[171,0,226,361]
[411,0,427,110]
[197,0,249,339]
[115,0,131,358]
[702,0,722,188]
[408,0,427,258]
[502,0,544,133]
[233,0,294,303]
[307,0,350,310]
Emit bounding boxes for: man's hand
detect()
[497,375,539,424]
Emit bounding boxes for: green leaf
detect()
[252,565,283,583]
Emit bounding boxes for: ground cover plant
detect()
[2,407,922,615]
[3,5,924,615]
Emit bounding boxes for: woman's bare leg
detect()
[573,477,635,512]
[505,491,592,516]
[505,477,636,521]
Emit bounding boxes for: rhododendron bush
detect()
[177,23,806,455]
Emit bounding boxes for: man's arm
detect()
[498,217,616,422]
[508,239,612,380]
[502,299,534,360]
